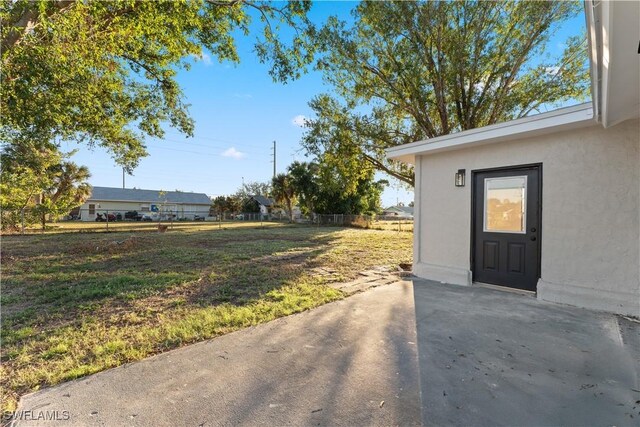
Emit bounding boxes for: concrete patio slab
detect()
[13,279,640,426]
[413,279,640,426]
[13,282,421,427]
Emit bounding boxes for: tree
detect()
[287,161,319,216]
[212,195,228,217]
[1,143,59,230]
[312,161,386,215]
[271,173,296,222]
[211,194,242,218]
[303,1,589,186]
[226,195,242,215]
[241,198,262,214]
[1,0,315,171]
[287,159,386,216]
[35,161,91,229]
[234,181,272,200]
[0,143,91,230]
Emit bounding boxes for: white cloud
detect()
[221,147,245,160]
[291,114,308,127]
[190,52,212,66]
[544,66,560,76]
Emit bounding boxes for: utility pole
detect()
[122,168,125,189]
[271,140,276,178]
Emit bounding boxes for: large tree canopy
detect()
[1,0,315,170]
[302,0,589,186]
[288,160,385,216]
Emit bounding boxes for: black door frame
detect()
[470,163,543,289]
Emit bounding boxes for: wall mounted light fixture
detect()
[455,169,466,187]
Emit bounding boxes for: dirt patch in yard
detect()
[67,236,145,255]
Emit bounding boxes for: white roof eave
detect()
[387,103,596,164]
[596,0,640,128]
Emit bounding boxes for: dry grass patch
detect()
[1,222,412,412]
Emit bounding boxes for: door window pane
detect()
[484,176,527,233]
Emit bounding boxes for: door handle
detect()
[530,236,537,241]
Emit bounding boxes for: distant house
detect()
[248,195,275,215]
[383,206,414,218]
[79,187,211,221]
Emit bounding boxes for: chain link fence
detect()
[2,209,413,234]
[313,214,413,232]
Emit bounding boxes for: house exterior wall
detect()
[79,200,210,221]
[383,208,414,218]
[414,118,640,316]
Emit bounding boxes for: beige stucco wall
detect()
[413,118,640,316]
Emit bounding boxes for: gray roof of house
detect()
[384,205,414,214]
[88,186,211,205]
[251,195,275,207]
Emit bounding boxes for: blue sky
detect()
[67,1,585,208]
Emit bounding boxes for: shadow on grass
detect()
[1,224,413,413]
[2,226,340,330]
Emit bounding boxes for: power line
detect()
[162,131,274,150]
[152,136,271,153]
[149,145,273,158]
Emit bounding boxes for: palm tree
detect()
[39,161,91,229]
[50,162,92,206]
[271,173,296,222]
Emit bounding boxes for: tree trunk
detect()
[286,198,293,223]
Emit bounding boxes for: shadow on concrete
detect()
[412,279,640,426]
[15,282,422,426]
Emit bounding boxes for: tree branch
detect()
[2,0,75,52]
[360,152,414,186]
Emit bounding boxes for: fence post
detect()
[106,210,109,231]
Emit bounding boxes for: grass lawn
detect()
[1,222,412,412]
[370,219,414,233]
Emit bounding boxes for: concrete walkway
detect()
[14,280,640,426]
[15,282,421,427]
